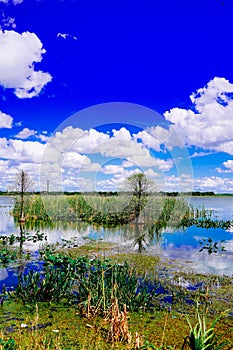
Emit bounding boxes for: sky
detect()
[0,0,233,193]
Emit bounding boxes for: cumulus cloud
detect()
[133,129,161,152]
[64,127,172,170]
[15,127,36,139]
[194,176,233,193]
[223,160,233,170]
[0,138,45,163]
[42,126,174,175]
[164,174,193,193]
[0,111,13,128]
[36,133,50,142]
[38,125,176,192]
[0,30,52,98]
[96,127,171,169]
[50,127,110,155]
[216,159,233,173]
[162,77,233,155]
[62,152,99,171]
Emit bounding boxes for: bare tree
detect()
[13,170,33,221]
[10,170,33,256]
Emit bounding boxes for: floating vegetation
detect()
[199,238,226,255]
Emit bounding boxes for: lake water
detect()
[0,196,233,277]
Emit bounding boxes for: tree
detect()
[127,173,150,198]
[127,173,152,222]
[13,170,33,220]
[12,170,33,255]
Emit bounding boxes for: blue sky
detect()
[0,0,233,193]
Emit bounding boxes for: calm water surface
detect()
[0,196,232,277]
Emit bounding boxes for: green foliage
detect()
[44,248,156,313]
[199,238,226,254]
[12,194,233,238]
[0,247,17,265]
[0,338,17,350]
[0,231,47,246]
[0,231,47,264]
[14,267,74,304]
[13,249,156,313]
[76,259,156,315]
[139,343,174,350]
[182,310,230,350]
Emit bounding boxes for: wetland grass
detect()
[2,194,232,348]
[0,248,232,350]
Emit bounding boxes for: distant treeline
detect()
[1,190,232,196]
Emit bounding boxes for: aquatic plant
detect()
[0,231,47,262]
[0,338,17,350]
[138,342,174,349]
[182,308,231,350]
[10,247,157,313]
[14,267,74,304]
[0,247,17,265]
[199,238,226,254]
[77,258,157,316]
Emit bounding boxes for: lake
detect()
[0,195,233,277]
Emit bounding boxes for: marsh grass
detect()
[11,194,206,229]
[0,302,231,350]
[0,251,231,349]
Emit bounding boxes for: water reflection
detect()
[0,196,233,276]
[0,197,15,234]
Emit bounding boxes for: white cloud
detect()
[216,159,233,173]
[62,151,99,171]
[191,151,215,158]
[46,126,173,173]
[57,33,77,41]
[36,133,50,142]
[38,125,176,192]
[96,130,174,171]
[161,77,233,154]
[0,15,16,30]
[138,125,185,151]
[164,174,193,193]
[0,30,52,98]
[15,127,36,139]
[133,129,161,151]
[194,176,233,193]
[223,160,233,170]
[0,138,45,163]
[0,111,13,128]
[102,164,125,175]
[0,0,23,4]
[51,127,110,155]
